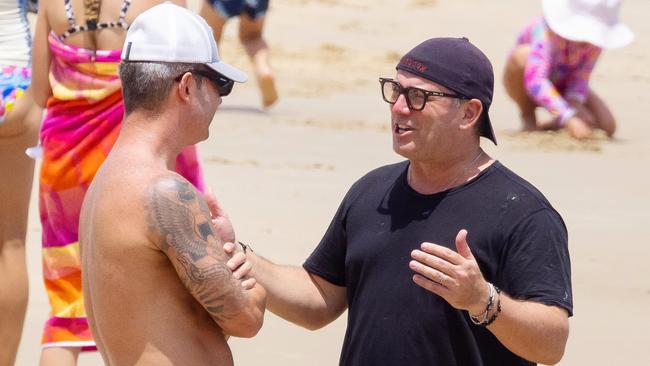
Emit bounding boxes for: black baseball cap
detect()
[396,37,496,144]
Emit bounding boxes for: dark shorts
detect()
[208,0,269,19]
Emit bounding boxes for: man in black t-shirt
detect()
[225,37,572,365]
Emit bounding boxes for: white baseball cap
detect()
[121,2,247,82]
[542,0,634,49]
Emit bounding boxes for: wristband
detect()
[238,241,253,254]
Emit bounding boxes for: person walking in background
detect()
[30,0,208,364]
[0,0,41,364]
[503,0,634,139]
[200,0,278,108]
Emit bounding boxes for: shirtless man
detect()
[78,4,266,365]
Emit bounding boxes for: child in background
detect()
[503,0,634,139]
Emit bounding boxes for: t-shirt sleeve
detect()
[303,195,350,287]
[499,208,573,316]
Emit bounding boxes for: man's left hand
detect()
[409,229,489,315]
[204,191,236,244]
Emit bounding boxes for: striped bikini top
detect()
[60,0,132,40]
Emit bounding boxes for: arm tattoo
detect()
[147,176,244,321]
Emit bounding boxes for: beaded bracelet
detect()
[469,283,504,327]
[469,283,495,325]
[484,286,502,326]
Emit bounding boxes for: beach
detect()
[13,0,650,364]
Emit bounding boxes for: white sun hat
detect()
[542,0,634,49]
[121,2,247,82]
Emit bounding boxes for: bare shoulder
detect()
[145,173,217,254]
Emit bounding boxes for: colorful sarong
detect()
[0,64,30,124]
[39,32,206,350]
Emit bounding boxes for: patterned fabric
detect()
[60,0,132,40]
[39,32,206,350]
[514,16,602,124]
[0,64,30,124]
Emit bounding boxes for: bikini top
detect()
[59,0,132,40]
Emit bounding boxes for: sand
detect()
[13,0,650,364]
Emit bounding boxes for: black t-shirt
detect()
[304,161,572,366]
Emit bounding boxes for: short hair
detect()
[119,61,207,116]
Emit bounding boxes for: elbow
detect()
[220,307,265,338]
[544,336,569,365]
[297,308,341,331]
[222,286,267,338]
[534,322,569,365]
[301,316,332,331]
[538,348,566,366]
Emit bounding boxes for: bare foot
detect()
[259,74,278,108]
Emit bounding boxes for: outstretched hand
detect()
[409,229,489,315]
[223,242,256,290]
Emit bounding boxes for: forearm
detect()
[250,253,345,330]
[219,282,266,338]
[486,293,569,365]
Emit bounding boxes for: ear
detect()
[176,72,193,102]
[459,98,483,131]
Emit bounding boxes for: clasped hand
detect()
[205,191,256,290]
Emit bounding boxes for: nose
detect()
[391,93,410,115]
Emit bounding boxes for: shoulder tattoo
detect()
[147,176,242,320]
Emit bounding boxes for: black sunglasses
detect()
[175,69,234,97]
[379,77,467,111]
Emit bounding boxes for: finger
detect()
[411,250,456,277]
[241,278,256,290]
[232,260,252,280]
[419,242,463,265]
[412,274,448,297]
[223,241,236,255]
[227,252,245,271]
[409,260,451,289]
[204,191,221,217]
[455,229,473,259]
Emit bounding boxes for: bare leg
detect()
[585,89,616,137]
[200,0,227,42]
[239,14,278,108]
[0,89,40,366]
[503,45,537,131]
[39,347,81,366]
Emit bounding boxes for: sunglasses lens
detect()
[382,80,400,104]
[209,74,234,97]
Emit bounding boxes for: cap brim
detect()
[207,61,248,83]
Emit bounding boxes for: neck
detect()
[407,148,490,194]
[119,110,186,169]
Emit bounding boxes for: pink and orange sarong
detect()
[39,33,206,350]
